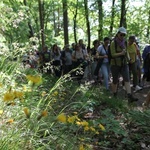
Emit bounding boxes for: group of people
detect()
[22,27,150,103]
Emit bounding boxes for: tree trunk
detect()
[73,0,78,43]
[109,0,116,37]
[119,0,127,28]
[38,0,45,48]
[84,0,90,48]
[97,0,103,41]
[146,9,150,42]
[23,0,34,39]
[62,0,69,45]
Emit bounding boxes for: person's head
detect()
[93,39,100,48]
[116,27,127,40]
[103,37,110,45]
[75,43,81,51]
[52,44,58,50]
[64,44,70,51]
[79,39,83,45]
[128,35,136,45]
[43,45,48,52]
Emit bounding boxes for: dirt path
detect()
[117,80,150,107]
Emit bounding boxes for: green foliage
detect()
[0,0,150,149]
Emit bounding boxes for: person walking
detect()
[96,37,110,90]
[127,35,142,92]
[110,27,138,103]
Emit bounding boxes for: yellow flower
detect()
[0,110,3,115]
[95,131,99,134]
[0,83,3,88]
[80,121,89,126]
[73,112,78,115]
[3,92,15,102]
[84,126,89,131]
[53,91,58,96]
[23,107,30,118]
[7,119,14,124]
[79,144,85,150]
[41,110,48,117]
[37,110,48,120]
[90,126,96,132]
[99,124,105,131]
[57,113,67,123]
[76,121,81,126]
[78,138,85,142]
[67,115,77,124]
[14,91,24,99]
[26,75,42,84]
[41,91,47,97]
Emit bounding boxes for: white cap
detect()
[117,27,127,34]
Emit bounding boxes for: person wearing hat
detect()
[110,27,138,103]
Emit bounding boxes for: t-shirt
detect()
[72,49,87,60]
[97,45,109,63]
[127,43,137,63]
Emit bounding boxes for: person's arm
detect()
[134,43,142,62]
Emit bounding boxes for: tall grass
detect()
[0,48,150,150]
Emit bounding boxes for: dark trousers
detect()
[53,60,62,77]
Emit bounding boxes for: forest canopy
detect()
[0,0,149,50]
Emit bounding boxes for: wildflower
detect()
[79,144,85,150]
[99,124,105,131]
[23,107,30,118]
[80,121,89,126]
[73,112,78,115]
[41,110,48,117]
[7,119,14,124]
[37,110,48,120]
[84,126,89,131]
[3,92,15,102]
[0,110,3,115]
[41,91,47,97]
[90,126,96,132]
[67,115,77,124]
[95,131,99,134]
[26,75,42,84]
[14,91,24,99]
[76,121,82,126]
[0,82,3,86]
[57,113,67,123]
[53,91,58,96]
[78,138,85,142]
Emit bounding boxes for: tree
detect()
[109,0,116,36]
[84,0,91,48]
[119,0,127,28]
[38,0,45,48]
[23,0,34,39]
[62,0,69,45]
[73,0,79,43]
[97,0,103,41]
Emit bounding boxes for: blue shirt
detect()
[97,45,109,63]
